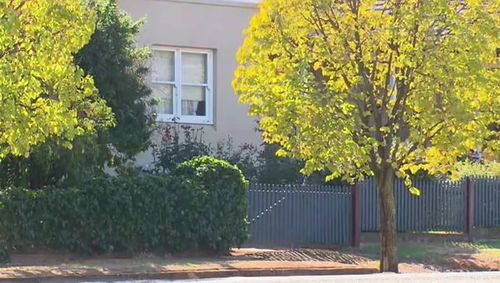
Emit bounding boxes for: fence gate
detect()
[246,184,352,248]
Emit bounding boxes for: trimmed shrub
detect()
[175,156,249,252]
[0,157,248,257]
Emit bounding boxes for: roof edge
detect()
[155,0,260,8]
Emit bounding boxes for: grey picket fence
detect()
[474,177,500,228]
[247,177,500,248]
[361,178,467,232]
[246,183,353,247]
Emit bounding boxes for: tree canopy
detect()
[235,0,499,189]
[234,0,499,272]
[0,0,154,188]
[0,0,113,159]
[76,0,154,163]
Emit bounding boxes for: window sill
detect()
[156,115,213,125]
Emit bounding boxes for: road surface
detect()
[101,272,500,283]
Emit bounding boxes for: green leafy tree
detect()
[234,0,499,272]
[76,0,154,162]
[0,0,154,188]
[0,0,113,159]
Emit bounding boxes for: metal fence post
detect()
[466,177,475,242]
[352,183,361,247]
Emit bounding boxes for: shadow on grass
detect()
[347,239,500,271]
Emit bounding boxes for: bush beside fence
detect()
[0,157,248,261]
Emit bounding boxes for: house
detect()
[117,0,263,166]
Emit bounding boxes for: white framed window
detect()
[151,46,214,124]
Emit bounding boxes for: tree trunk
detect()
[377,167,398,272]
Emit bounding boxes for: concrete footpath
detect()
[0,259,378,282]
[134,272,500,283]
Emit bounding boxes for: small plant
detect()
[152,124,334,184]
[153,124,260,180]
[214,137,260,181]
[153,124,211,173]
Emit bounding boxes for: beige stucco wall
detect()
[117,0,262,166]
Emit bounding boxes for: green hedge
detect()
[0,157,248,258]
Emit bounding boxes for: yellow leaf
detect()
[409,187,421,197]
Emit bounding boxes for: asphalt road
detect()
[105,272,500,283]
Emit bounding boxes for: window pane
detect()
[182,52,207,84]
[181,86,206,116]
[152,84,174,115]
[152,50,174,82]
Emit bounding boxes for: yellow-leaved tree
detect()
[234,0,499,272]
[0,0,113,159]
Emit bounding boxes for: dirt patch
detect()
[448,254,500,271]
[231,248,443,273]
[234,248,370,265]
[398,263,439,273]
